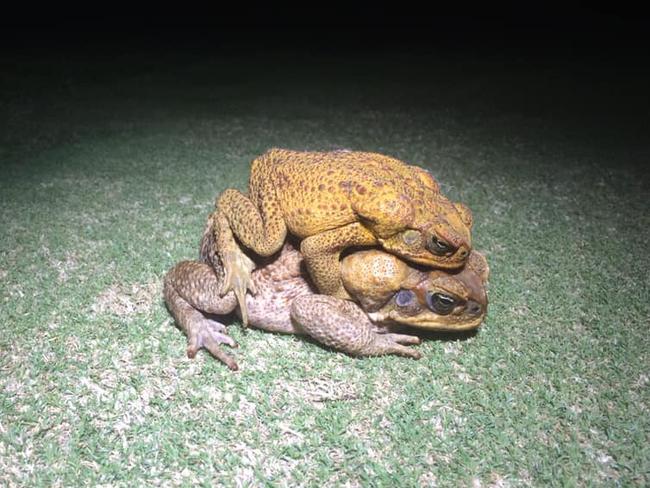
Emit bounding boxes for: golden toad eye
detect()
[426,292,457,315]
[427,236,454,256]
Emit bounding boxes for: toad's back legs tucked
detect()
[164,261,240,370]
[213,151,289,322]
[216,151,288,256]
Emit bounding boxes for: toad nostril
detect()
[467,301,481,315]
[458,248,468,259]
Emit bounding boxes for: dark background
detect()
[2,3,649,169]
[2,4,648,52]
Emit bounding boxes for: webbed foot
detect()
[186,317,239,370]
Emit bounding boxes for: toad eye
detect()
[395,289,416,307]
[426,292,457,315]
[427,236,454,256]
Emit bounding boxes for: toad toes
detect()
[163,236,488,371]
[213,148,474,323]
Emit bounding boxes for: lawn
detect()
[1,41,648,486]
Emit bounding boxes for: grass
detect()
[1,42,649,486]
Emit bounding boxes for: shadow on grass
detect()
[380,322,479,346]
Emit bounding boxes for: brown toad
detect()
[163,234,488,371]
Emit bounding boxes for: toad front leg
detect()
[290,295,422,359]
[164,261,240,370]
[300,222,378,298]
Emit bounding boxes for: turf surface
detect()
[1,43,649,486]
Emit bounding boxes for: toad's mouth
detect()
[367,311,485,331]
[414,244,471,268]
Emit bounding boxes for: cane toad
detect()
[164,240,488,371]
[213,148,474,323]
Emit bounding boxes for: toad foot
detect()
[218,246,257,327]
[186,317,239,370]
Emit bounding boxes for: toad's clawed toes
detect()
[218,247,257,326]
[382,332,422,346]
[187,319,239,370]
[375,334,422,359]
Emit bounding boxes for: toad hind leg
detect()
[290,295,422,359]
[163,261,240,370]
[215,187,288,257]
[214,184,287,324]
[300,222,378,298]
[213,211,257,326]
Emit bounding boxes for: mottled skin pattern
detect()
[213,148,474,323]
[164,235,488,370]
